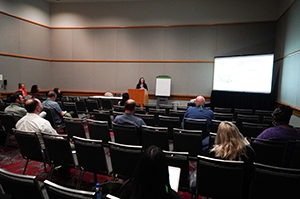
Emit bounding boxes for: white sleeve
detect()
[42,120,59,135]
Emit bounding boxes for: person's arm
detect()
[144,83,148,91]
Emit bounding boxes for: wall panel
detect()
[0,14,19,54]
[93,63,117,91]
[139,28,165,61]
[72,29,95,60]
[0,56,21,92]
[164,27,191,60]
[19,21,50,58]
[20,59,51,90]
[94,29,117,60]
[51,29,72,59]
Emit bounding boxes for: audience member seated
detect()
[190,121,255,196]
[42,91,71,124]
[17,83,27,97]
[117,145,181,199]
[256,105,300,166]
[113,99,146,132]
[183,95,215,151]
[30,85,40,99]
[104,92,114,97]
[53,87,63,101]
[16,98,59,149]
[118,92,129,106]
[4,92,27,119]
[257,105,300,140]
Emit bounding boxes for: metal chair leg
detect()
[23,159,29,174]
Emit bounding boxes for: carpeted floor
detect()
[0,139,197,199]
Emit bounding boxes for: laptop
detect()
[168,166,181,192]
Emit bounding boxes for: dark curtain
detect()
[210,90,272,110]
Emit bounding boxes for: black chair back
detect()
[233,108,253,120]
[64,118,86,139]
[112,123,139,145]
[0,169,44,199]
[0,112,17,151]
[86,99,100,113]
[213,107,232,113]
[214,112,234,121]
[254,109,273,123]
[290,141,300,169]
[44,180,96,199]
[94,111,112,130]
[251,138,288,167]
[101,99,113,110]
[196,155,244,199]
[108,141,142,180]
[173,128,202,158]
[14,129,47,174]
[241,122,269,138]
[249,163,300,199]
[169,110,186,124]
[73,136,109,189]
[42,134,75,180]
[236,114,259,130]
[164,151,189,192]
[183,118,207,137]
[135,113,155,127]
[158,115,180,139]
[141,125,169,150]
[86,119,111,144]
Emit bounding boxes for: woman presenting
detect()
[136,77,148,90]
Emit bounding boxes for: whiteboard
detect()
[155,76,171,96]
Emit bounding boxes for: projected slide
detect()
[213,54,274,93]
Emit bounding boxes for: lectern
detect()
[128,89,148,107]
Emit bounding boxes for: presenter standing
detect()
[136,77,148,90]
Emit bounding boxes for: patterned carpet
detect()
[0,139,197,199]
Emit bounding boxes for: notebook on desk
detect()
[168,166,181,192]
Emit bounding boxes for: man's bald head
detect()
[195,96,205,107]
[125,99,136,112]
[25,98,42,113]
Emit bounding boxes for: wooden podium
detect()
[128,89,148,107]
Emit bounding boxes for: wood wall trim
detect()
[0,10,275,30]
[0,53,213,63]
[50,21,275,29]
[275,49,300,62]
[0,52,51,61]
[0,11,49,29]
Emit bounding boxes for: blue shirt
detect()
[42,99,63,124]
[183,106,215,135]
[113,113,146,131]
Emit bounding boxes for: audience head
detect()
[119,92,130,106]
[125,145,170,199]
[138,77,145,84]
[104,92,113,97]
[272,105,293,125]
[195,95,205,107]
[15,91,25,98]
[47,91,57,100]
[124,99,136,113]
[53,88,61,95]
[18,83,25,89]
[10,92,24,104]
[25,98,43,114]
[30,85,39,93]
[211,121,246,161]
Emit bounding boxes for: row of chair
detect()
[11,129,191,192]
[3,152,300,199]
[0,168,99,199]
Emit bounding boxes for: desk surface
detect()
[89,96,122,100]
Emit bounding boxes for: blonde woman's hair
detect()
[210,121,247,161]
